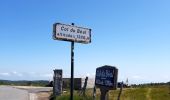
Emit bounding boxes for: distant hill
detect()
[1,79,169,88]
[131,82,170,87]
[0,80,49,86]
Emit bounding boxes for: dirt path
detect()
[146,88,151,100]
[36,92,51,100]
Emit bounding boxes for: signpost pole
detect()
[53,22,91,100]
[100,88,109,100]
[70,23,74,100]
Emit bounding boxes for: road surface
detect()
[0,86,52,100]
[0,86,29,100]
[15,86,52,93]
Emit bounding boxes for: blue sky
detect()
[0,0,170,84]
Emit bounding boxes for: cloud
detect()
[40,73,53,78]
[11,71,23,77]
[0,71,54,80]
[86,73,90,77]
[63,74,70,78]
[0,72,10,76]
[131,75,142,79]
[78,73,96,78]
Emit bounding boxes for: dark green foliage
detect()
[0,80,49,86]
[131,82,170,88]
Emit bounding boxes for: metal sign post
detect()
[70,23,74,100]
[71,37,74,100]
[53,22,91,100]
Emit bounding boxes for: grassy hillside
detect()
[149,86,170,100]
[53,85,170,100]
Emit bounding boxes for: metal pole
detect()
[70,23,74,100]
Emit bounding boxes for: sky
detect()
[0,0,170,84]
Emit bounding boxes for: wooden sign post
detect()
[79,77,88,96]
[95,65,118,100]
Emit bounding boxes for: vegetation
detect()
[51,84,170,100]
[150,85,170,100]
[0,80,49,86]
[1,80,170,100]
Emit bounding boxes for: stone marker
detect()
[53,69,62,96]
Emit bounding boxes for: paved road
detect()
[0,86,29,100]
[0,86,52,100]
[14,86,52,100]
[18,87,52,93]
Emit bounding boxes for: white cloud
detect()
[0,71,54,80]
[131,75,142,79]
[0,72,10,76]
[40,73,53,78]
[78,73,96,78]
[63,74,70,78]
[11,71,23,77]
[12,71,17,74]
[86,73,90,77]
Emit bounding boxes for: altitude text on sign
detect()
[53,23,91,44]
[95,65,118,90]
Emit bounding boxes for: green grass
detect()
[53,86,170,100]
[55,95,93,100]
[150,86,170,100]
[53,89,94,100]
[120,88,148,100]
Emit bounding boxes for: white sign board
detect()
[53,23,91,44]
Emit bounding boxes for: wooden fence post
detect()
[117,81,123,100]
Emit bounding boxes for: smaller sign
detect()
[95,65,118,90]
[53,23,91,44]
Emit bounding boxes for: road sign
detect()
[53,23,91,44]
[95,65,118,100]
[52,23,91,100]
[95,65,118,90]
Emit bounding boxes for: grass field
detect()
[54,85,170,100]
